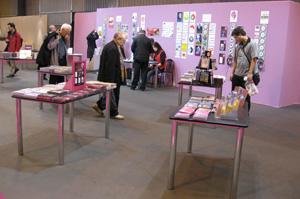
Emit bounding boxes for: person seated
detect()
[146,42,167,84]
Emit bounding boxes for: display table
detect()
[124,59,158,88]
[178,82,223,106]
[167,99,248,199]
[12,86,114,165]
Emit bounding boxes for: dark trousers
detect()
[231,74,251,111]
[49,56,67,84]
[131,60,148,89]
[96,85,120,116]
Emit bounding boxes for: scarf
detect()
[117,46,127,82]
[58,35,66,59]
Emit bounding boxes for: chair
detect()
[158,59,175,86]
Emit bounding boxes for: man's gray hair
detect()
[61,23,72,32]
[48,25,55,31]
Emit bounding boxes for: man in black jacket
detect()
[131,30,153,91]
[93,32,125,120]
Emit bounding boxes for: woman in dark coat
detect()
[86,30,99,60]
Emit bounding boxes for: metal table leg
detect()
[167,120,179,190]
[154,65,158,88]
[69,102,74,132]
[1,60,3,83]
[16,99,23,155]
[187,123,194,153]
[58,104,65,165]
[230,127,244,199]
[105,90,110,138]
[178,84,183,106]
[38,72,43,109]
[188,85,192,97]
[21,60,23,70]
[215,87,222,99]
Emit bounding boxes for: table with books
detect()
[167,95,249,199]
[11,81,115,165]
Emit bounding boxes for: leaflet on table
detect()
[193,108,210,121]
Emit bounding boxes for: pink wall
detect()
[74,12,97,61]
[279,1,300,107]
[74,1,300,107]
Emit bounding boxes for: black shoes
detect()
[131,87,136,90]
[14,68,19,75]
[141,88,145,91]
[6,74,14,78]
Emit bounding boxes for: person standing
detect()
[37,25,58,80]
[230,27,258,112]
[92,32,126,120]
[86,30,99,61]
[47,23,72,84]
[5,23,21,78]
[131,30,153,91]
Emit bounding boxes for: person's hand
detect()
[65,35,70,41]
[230,73,234,81]
[5,39,9,42]
[56,35,60,40]
[247,73,253,81]
[149,64,153,69]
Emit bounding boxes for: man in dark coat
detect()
[93,32,125,120]
[131,30,153,91]
[86,30,99,61]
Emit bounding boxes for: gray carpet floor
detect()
[0,62,300,199]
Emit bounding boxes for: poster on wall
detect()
[162,22,174,38]
[176,33,182,41]
[177,12,183,22]
[190,12,196,23]
[182,32,188,43]
[188,45,194,55]
[141,15,146,24]
[230,10,238,22]
[209,23,216,35]
[183,23,189,32]
[175,51,181,58]
[176,43,181,51]
[103,23,106,45]
[109,16,114,28]
[195,45,201,56]
[202,14,212,22]
[208,34,215,46]
[121,24,129,32]
[177,22,183,32]
[189,23,195,33]
[97,27,102,38]
[183,12,189,23]
[196,23,202,33]
[260,11,269,24]
[117,23,121,32]
[141,25,145,30]
[181,44,188,51]
[208,46,214,54]
[147,28,159,36]
[132,13,137,38]
[181,51,187,59]
[196,34,202,45]
[188,34,195,44]
[116,16,122,22]
[219,53,225,64]
[220,26,228,37]
[219,40,226,51]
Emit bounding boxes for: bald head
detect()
[114,32,125,46]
